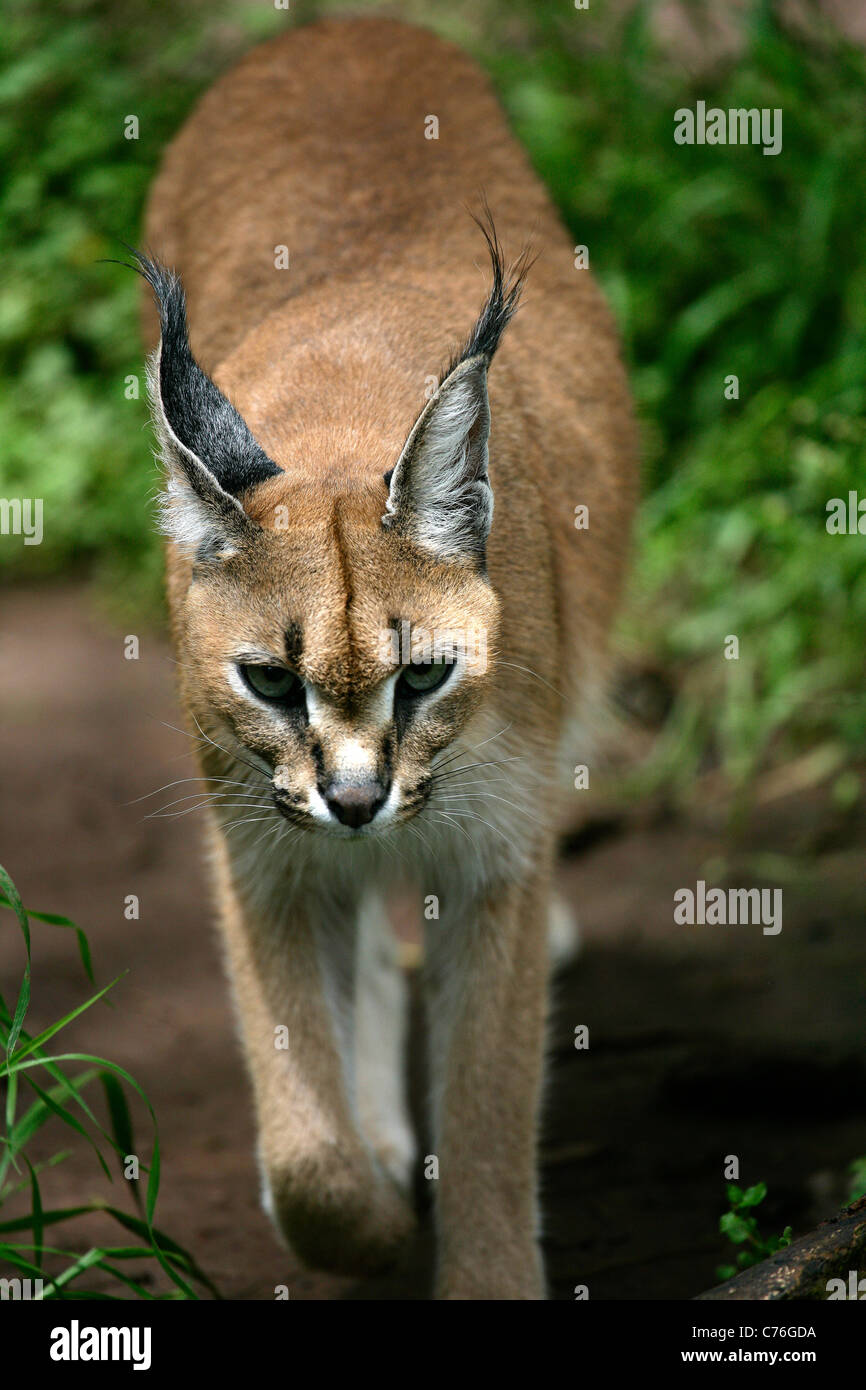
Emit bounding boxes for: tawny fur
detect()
[142,16,637,1300]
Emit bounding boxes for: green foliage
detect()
[0,863,218,1298]
[847,1156,866,1203]
[0,0,284,613]
[716,1180,793,1281]
[483,0,866,785]
[1,0,864,779]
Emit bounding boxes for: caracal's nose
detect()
[323,780,387,828]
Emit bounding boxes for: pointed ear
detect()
[382,207,533,566]
[134,253,281,555]
[382,356,493,564]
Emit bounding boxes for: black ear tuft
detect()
[441,202,536,382]
[130,250,281,500]
[380,206,531,567]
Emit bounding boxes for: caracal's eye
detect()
[397,659,454,697]
[240,663,300,702]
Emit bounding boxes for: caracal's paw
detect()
[262,1164,416,1277]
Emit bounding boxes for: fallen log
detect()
[697,1197,866,1300]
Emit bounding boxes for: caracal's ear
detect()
[134,252,281,556]
[382,211,533,567]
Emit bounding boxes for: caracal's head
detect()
[138,228,528,839]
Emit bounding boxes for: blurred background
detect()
[1,0,865,1300]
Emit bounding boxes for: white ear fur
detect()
[383,356,493,564]
[146,345,249,556]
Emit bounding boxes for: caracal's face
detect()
[177,478,500,838]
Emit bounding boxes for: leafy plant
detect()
[0,863,218,1299]
[716,1180,793,1281]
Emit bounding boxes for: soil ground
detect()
[1,584,864,1299]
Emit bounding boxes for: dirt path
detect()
[1,584,864,1299]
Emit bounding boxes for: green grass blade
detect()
[36,1244,103,1292]
[0,865,32,1060]
[0,1204,95,1234]
[0,893,94,983]
[1,995,151,1189]
[100,1071,139,1201]
[0,1149,72,1203]
[8,1052,197,1299]
[90,1261,158,1299]
[0,866,215,1300]
[100,1206,221,1297]
[0,1000,134,1155]
[0,1202,220,1296]
[23,1156,43,1268]
[0,1206,217,1294]
[20,1075,112,1181]
[1,973,125,1072]
[5,1239,202,1298]
[8,1069,100,1149]
[46,1290,127,1301]
[0,1246,56,1294]
[4,1070,18,1161]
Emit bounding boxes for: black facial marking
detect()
[287,703,308,735]
[380,726,396,785]
[394,694,416,742]
[402,775,432,810]
[272,786,303,806]
[272,785,308,826]
[385,616,412,667]
[284,622,303,668]
[309,734,327,792]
